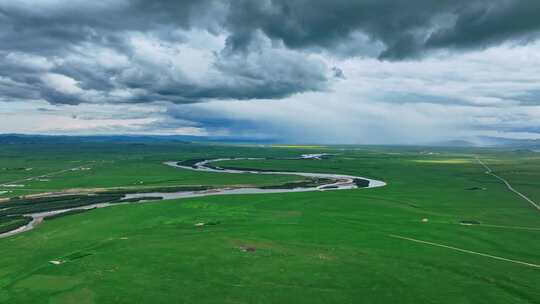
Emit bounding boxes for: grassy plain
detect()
[0,142,304,198]
[0,141,539,303]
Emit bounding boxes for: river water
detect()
[1,157,385,238]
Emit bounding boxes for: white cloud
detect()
[156,42,540,143]
[41,73,84,95]
[4,52,56,71]
[1,2,540,144]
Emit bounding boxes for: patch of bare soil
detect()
[239,245,257,252]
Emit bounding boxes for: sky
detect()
[1,0,540,144]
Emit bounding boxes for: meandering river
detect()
[1,157,386,238]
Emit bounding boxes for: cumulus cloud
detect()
[223,0,540,60]
[0,1,335,105]
[158,42,540,143]
[1,0,540,143]
[2,0,540,105]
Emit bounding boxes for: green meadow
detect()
[0,142,539,303]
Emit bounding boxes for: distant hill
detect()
[428,140,477,147]
[478,136,540,149]
[0,134,277,145]
[0,134,185,144]
[1,134,538,148]
[428,137,540,149]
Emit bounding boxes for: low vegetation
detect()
[0,215,32,234]
[0,141,539,303]
[260,177,334,189]
[0,194,123,217]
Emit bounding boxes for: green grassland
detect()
[0,142,307,198]
[0,142,539,303]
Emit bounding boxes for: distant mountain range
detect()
[428,140,478,147]
[477,136,540,149]
[0,134,278,145]
[428,137,540,149]
[0,134,538,149]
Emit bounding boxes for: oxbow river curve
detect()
[1,157,386,238]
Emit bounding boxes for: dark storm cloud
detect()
[224,0,540,59]
[1,0,540,106]
[162,103,283,140]
[3,0,540,59]
[0,1,214,47]
[167,105,256,131]
[426,1,540,51]
[0,1,332,104]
